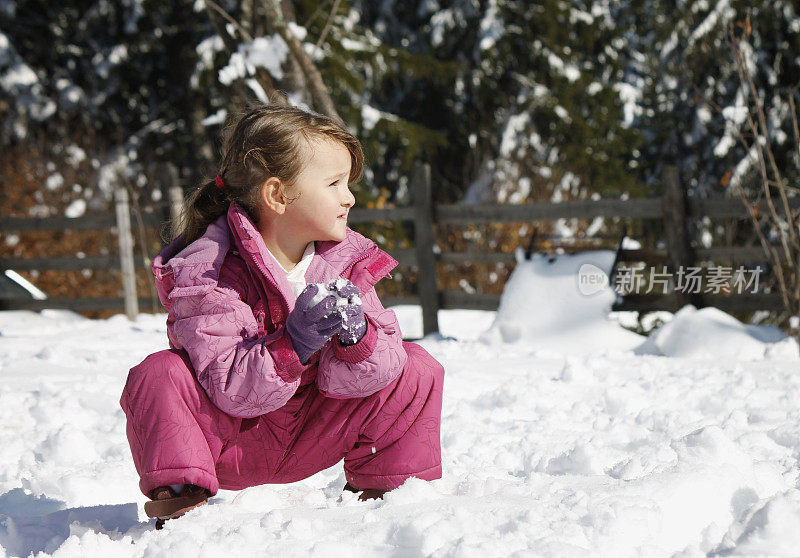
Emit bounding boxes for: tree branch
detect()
[204,0,253,42]
[314,0,341,59]
[303,0,332,29]
[731,31,795,269]
[726,21,800,344]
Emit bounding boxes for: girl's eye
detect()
[330,181,339,187]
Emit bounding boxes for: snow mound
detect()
[479,248,644,354]
[477,248,797,361]
[715,489,800,556]
[644,305,798,361]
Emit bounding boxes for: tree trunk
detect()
[262,0,342,123]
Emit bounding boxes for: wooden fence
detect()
[2,163,798,335]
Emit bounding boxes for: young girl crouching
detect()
[120,105,445,527]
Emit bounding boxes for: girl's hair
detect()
[171,104,364,246]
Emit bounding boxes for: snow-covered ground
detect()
[1,250,799,557]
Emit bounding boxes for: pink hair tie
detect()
[215,174,224,190]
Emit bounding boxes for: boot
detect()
[343,482,388,501]
[144,484,211,529]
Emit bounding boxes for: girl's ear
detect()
[260,177,287,215]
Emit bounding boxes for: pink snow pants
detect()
[120,342,444,497]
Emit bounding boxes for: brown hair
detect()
[172,104,364,246]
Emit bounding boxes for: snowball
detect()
[307,282,334,309]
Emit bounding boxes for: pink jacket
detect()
[151,203,408,418]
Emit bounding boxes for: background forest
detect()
[1,0,799,310]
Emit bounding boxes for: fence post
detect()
[168,186,183,232]
[661,164,695,310]
[411,162,440,336]
[114,188,139,320]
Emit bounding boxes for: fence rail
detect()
[0,212,165,232]
[0,255,150,271]
[1,163,795,333]
[355,197,800,224]
[0,297,156,312]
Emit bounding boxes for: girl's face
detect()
[283,137,355,244]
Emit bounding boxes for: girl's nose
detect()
[342,186,355,207]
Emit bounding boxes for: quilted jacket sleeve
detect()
[316,285,408,398]
[169,256,305,417]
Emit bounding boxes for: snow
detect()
[640,305,798,361]
[714,135,736,158]
[507,176,530,204]
[106,45,128,66]
[587,81,603,95]
[614,82,644,128]
[340,38,374,52]
[729,143,758,189]
[477,0,504,52]
[64,145,86,167]
[0,32,57,122]
[3,270,47,300]
[244,78,269,103]
[429,10,456,48]
[722,106,749,125]
[287,22,307,42]
[218,35,289,84]
[499,113,530,157]
[200,109,227,127]
[570,9,594,25]
[2,62,37,88]
[361,104,398,132]
[1,251,799,556]
[45,174,64,192]
[192,35,225,88]
[96,158,128,198]
[545,51,580,83]
[554,105,571,122]
[622,236,642,250]
[480,248,644,354]
[63,199,87,219]
[688,0,733,47]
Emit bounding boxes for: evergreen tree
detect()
[2,0,798,231]
[1,0,215,209]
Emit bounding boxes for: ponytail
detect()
[170,178,229,245]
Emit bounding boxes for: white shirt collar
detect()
[263,240,313,272]
[285,241,315,279]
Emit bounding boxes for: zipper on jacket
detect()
[234,231,289,318]
[249,252,284,304]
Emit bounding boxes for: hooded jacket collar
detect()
[152,203,398,313]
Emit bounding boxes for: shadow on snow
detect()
[0,488,145,556]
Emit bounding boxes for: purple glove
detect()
[286,283,342,364]
[329,279,367,346]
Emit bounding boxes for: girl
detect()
[120,105,445,528]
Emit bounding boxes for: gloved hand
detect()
[328,278,367,346]
[286,283,342,364]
